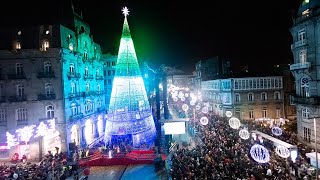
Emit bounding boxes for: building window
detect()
[235,109,241,119]
[107,62,110,67]
[86,83,90,92]
[248,93,254,102]
[274,91,281,100]
[71,82,76,94]
[276,108,281,118]
[249,110,254,119]
[84,66,89,76]
[108,79,111,85]
[84,50,88,60]
[44,61,52,73]
[16,108,27,122]
[69,63,75,74]
[85,100,93,112]
[16,84,24,97]
[96,69,100,76]
[16,41,21,49]
[45,83,53,95]
[303,127,311,142]
[301,77,310,98]
[299,50,307,63]
[16,63,23,75]
[298,30,306,42]
[42,40,49,51]
[108,70,111,76]
[97,99,102,108]
[0,109,6,126]
[262,109,267,118]
[235,93,240,102]
[69,43,74,51]
[71,103,77,116]
[112,70,115,75]
[302,108,310,119]
[261,92,267,101]
[46,105,54,118]
[97,83,100,92]
[112,61,116,66]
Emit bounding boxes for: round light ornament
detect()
[250,144,270,163]
[182,104,189,112]
[173,97,178,102]
[201,107,208,114]
[239,128,250,140]
[275,145,290,158]
[190,100,196,106]
[225,111,232,118]
[271,126,283,136]
[196,105,201,111]
[180,97,185,101]
[228,117,241,129]
[185,93,189,97]
[200,116,209,125]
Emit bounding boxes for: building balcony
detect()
[8,95,27,102]
[38,93,56,100]
[83,91,96,97]
[67,72,81,79]
[68,92,83,98]
[96,107,105,113]
[291,40,307,49]
[96,75,104,80]
[292,95,320,105]
[0,96,6,102]
[37,71,55,78]
[290,62,310,71]
[7,73,26,79]
[96,90,105,95]
[69,113,84,122]
[83,74,94,80]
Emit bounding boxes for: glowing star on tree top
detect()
[122,6,130,17]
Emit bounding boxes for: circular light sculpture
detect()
[201,107,208,114]
[196,105,201,111]
[275,145,290,158]
[228,117,241,129]
[200,116,209,125]
[239,128,250,140]
[225,111,232,118]
[271,126,283,136]
[190,100,196,106]
[182,104,189,112]
[178,91,184,98]
[185,93,189,97]
[250,144,270,163]
[173,97,178,102]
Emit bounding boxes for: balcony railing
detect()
[38,93,56,100]
[68,92,83,98]
[291,40,307,49]
[292,95,320,105]
[67,72,81,79]
[69,113,84,122]
[0,96,5,102]
[37,71,55,78]
[8,95,27,102]
[290,62,310,71]
[7,73,26,79]
[96,75,104,80]
[83,74,94,80]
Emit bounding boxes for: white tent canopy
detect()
[306,152,320,160]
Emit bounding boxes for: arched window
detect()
[299,50,307,63]
[96,68,100,76]
[97,83,100,92]
[44,61,52,73]
[46,105,54,118]
[261,92,267,101]
[16,84,24,97]
[274,91,281,100]
[235,93,240,102]
[85,100,93,112]
[84,66,89,76]
[69,63,74,74]
[248,93,254,102]
[86,83,90,92]
[71,103,77,116]
[70,82,76,94]
[97,99,102,108]
[301,77,310,98]
[302,108,310,119]
[16,63,23,75]
[45,83,53,95]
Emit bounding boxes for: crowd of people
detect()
[170,112,314,180]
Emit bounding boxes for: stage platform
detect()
[79,150,166,167]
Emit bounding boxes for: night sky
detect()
[1,0,301,73]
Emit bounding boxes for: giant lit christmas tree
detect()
[104,7,156,148]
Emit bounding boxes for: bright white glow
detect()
[250,144,270,163]
[201,107,208,114]
[185,93,189,97]
[239,129,250,140]
[225,111,232,118]
[97,117,104,137]
[180,97,185,101]
[69,43,74,51]
[200,116,209,125]
[16,125,36,142]
[71,125,79,146]
[190,100,196,106]
[164,122,186,135]
[173,97,178,102]
[229,117,241,129]
[252,132,257,140]
[182,104,189,112]
[34,122,49,137]
[196,105,201,111]
[290,150,298,163]
[122,6,130,17]
[85,119,94,145]
[271,126,282,136]
[275,145,290,158]
[6,132,18,149]
[45,30,49,34]
[109,150,113,158]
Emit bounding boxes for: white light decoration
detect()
[190,100,196,106]
[228,117,241,129]
[252,132,257,141]
[290,150,298,163]
[173,97,178,102]
[239,128,250,140]
[16,125,36,142]
[201,107,208,114]
[200,116,209,125]
[122,6,130,17]
[178,91,184,98]
[182,104,189,112]
[185,93,189,97]
[136,113,141,119]
[47,118,56,130]
[275,145,290,158]
[196,105,201,111]
[180,97,185,101]
[6,132,18,149]
[250,144,270,163]
[34,122,48,138]
[271,126,283,136]
[225,111,232,118]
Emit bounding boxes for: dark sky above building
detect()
[1,0,301,72]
